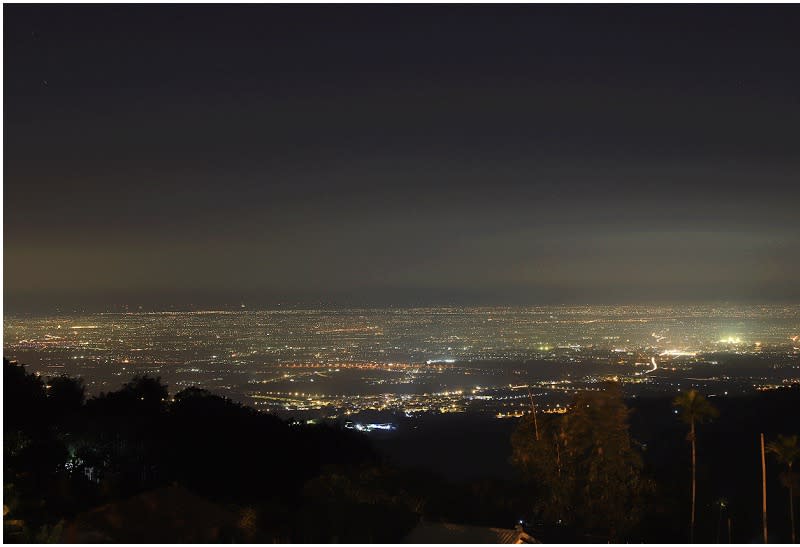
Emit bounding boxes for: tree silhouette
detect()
[511,411,571,523]
[673,389,718,543]
[512,383,651,540]
[121,375,169,411]
[767,434,800,543]
[46,376,86,418]
[173,386,214,402]
[3,359,46,432]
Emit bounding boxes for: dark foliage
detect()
[2,360,400,542]
[511,383,653,540]
[5,358,799,543]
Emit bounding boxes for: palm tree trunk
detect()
[555,434,562,477]
[691,419,696,544]
[761,433,768,544]
[790,483,795,544]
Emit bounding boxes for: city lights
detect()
[4,305,798,420]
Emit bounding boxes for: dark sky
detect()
[4,5,800,312]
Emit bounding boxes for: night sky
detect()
[4,5,800,312]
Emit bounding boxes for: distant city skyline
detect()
[5,5,800,312]
[5,304,798,409]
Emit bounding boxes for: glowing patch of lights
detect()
[660,349,697,357]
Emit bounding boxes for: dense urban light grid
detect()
[5,305,798,423]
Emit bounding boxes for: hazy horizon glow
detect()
[5,5,799,312]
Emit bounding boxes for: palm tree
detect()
[674,389,719,543]
[767,434,800,543]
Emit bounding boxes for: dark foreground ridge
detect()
[4,358,799,543]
